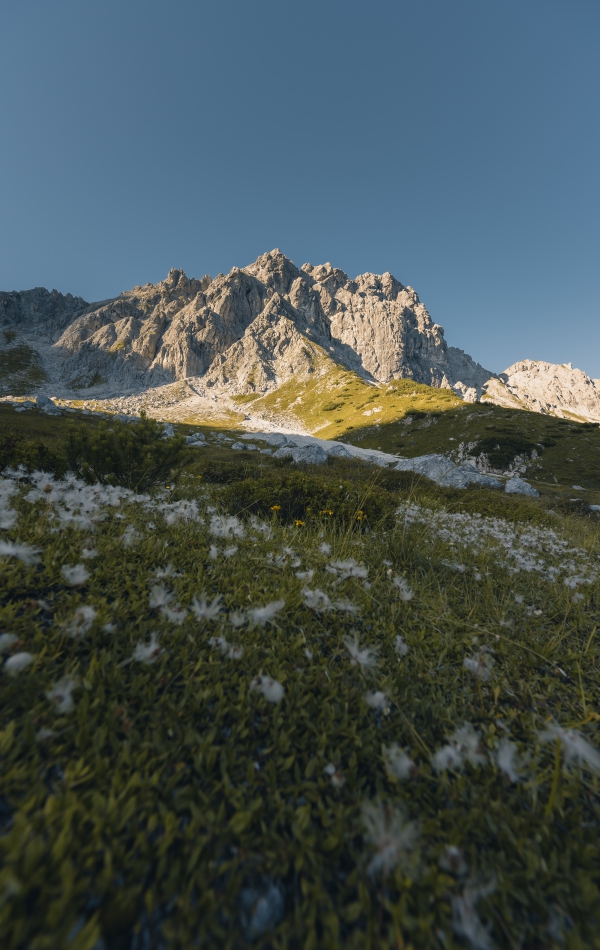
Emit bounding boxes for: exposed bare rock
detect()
[483,360,600,423]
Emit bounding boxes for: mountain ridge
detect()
[2,249,599,424]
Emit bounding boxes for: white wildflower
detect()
[514,594,524,604]
[229,610,246,628]
[247,599,285,626]
[46,676,78,714]
[81,547,97,559]
[431,745,464,771]
[121,526,141,547]
[209,544,218,559]
[319,542,331,555]
[149,584,173,609]
[432,723,487,772]
[324,763,346,789]
[0,633,18,654]
[0,541,42,566]
[209,635,229,654]
[4,652,34,676]
[154,563,178,579]
[191,592,223,621]
[365,690,390,712]
[343,633,378,671]
[452,882,495,950]
[362,799,419,877]
[302,587,332,612]
[161,605,187,625]
[164,499,199,525]
[69,605,97,638]
[103,622,117,634]
[295,569,314,582]
[383,744,416,780]
[0,509,17,530]
[223,545,238,558]
[333,598,360,616]
[61,564,90,587]
[539,722,600,774]
[464,648,494,682]
[129,633,163,664]
[495,738,523,783]
[228,644,244,660]
[329,558,368,580]
[209,514,245,539]
[250,674,284,703]
[391,575,414,601]
[394,635,409,657]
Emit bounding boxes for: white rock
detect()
[505,476,539,497]
[484,359,600,423]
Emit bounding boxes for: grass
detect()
[0,345,48,396]
[219,361,600,499]
[1,408,600,948]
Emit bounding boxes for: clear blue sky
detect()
[1,0,599,377]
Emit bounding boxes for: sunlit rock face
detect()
[483,360,600,423]
[1,250,494,399]
[8,251,600,424]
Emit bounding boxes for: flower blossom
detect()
[383,744,416,780]
[302,587,332,612]
[69,606,97,638]
[247,599,285,626]
[391,575,414,601]
[61,564,90,587]
[129,633,163,664]
[343,633,378,671]
[362,799,419,877]
[328,559,368,581]
[209,514,245,539]
[464,647,494,682]
[250,674,284,703]
[191,592,223,621]
[46,677,79,714]
[539,722,600,774]
[4,652,34,676]
[431,723,486,772]
[0,541,42,566]
[149,584,173,609]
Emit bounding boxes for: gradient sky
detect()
[1,0,599,377]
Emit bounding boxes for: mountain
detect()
[483,360,600,423]
[1,249,599,425]
[0,249,492,401]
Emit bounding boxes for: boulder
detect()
[185,432,206,445]
[505,476,539,497]
[274,444,328,465]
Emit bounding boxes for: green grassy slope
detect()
[1,409,600,948]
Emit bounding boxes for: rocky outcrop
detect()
[0,250,493,400]
[483,360,600,423]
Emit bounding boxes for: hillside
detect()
[1,406,600,948]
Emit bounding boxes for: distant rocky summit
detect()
[1,249,599,424]
[483,360,600,423]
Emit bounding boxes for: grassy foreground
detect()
[1,411,600,949]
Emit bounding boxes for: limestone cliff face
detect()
[1,250,495,399]
[5,252,600,423]
[483,360,600,423]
